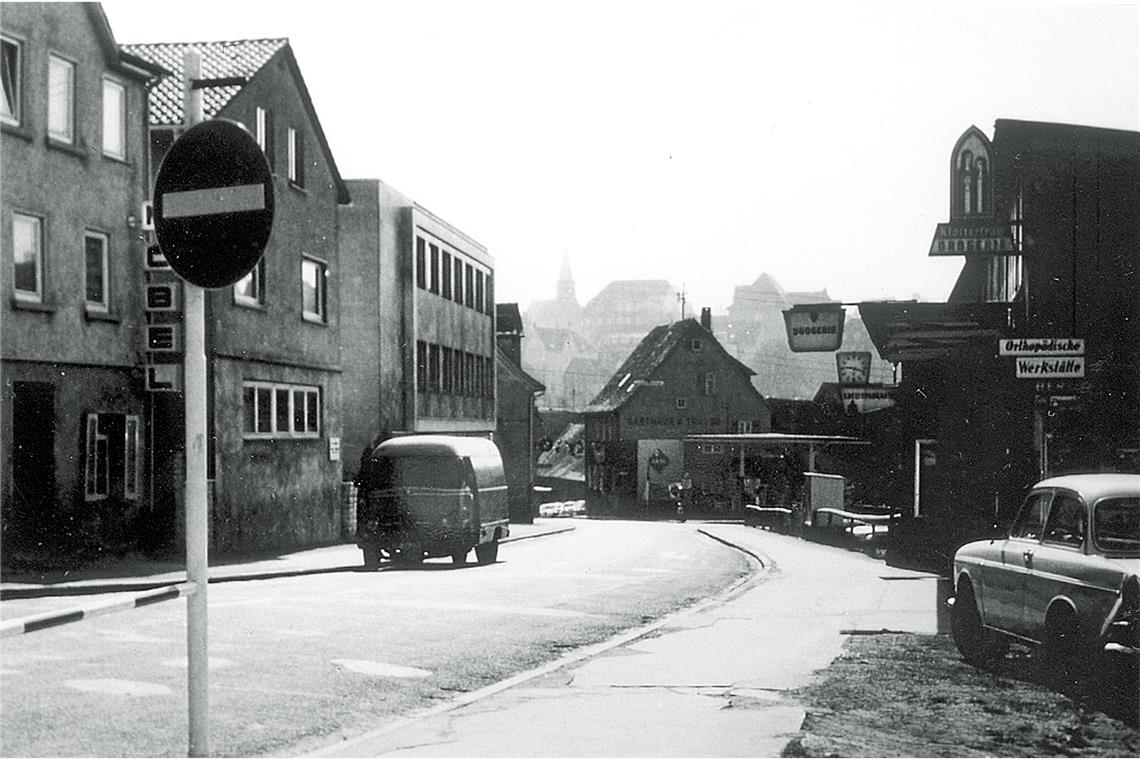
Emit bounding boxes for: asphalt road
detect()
[1,520,749,757]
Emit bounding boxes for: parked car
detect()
[356,435,509,568]
[949,473,1139,682]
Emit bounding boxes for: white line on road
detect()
[331,659,432,678]
[66,678,172,697]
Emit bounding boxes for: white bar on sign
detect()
[163,183,265,219]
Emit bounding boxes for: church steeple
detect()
[556,251,577,305]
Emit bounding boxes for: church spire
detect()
[556,251,577,304]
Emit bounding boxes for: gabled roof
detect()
[122,38,350,204]
[585,319,757,414]
[84,3,170,81]
[495,345,545,393]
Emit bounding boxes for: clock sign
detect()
[836,351,872,386]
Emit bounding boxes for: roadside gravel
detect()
[782,633,1138,757]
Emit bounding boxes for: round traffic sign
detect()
[153,119,274,288]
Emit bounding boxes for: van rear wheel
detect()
[475,540,499,565]
[451,549,468,566]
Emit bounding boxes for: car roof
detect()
[374,434,500,459]
[1034,472,1140,502]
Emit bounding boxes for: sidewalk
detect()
[1,520,576,600]
[307,523,948,757]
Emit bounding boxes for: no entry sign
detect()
[153,119,275,288]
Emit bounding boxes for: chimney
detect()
[700,307,712,332]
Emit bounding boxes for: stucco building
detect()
[583,312,771,515]
[2,3,166,560]
[124,37,352,555]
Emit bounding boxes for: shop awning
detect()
[857,301,1010,363]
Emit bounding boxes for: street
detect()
[1,521,749,757]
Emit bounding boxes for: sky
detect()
[100,0,1140,314]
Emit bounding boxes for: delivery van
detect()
[355,435,509,568]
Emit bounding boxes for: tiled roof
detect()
[122,39,287,125]
[585,319,756,414]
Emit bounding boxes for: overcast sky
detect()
[101,0,1139,313]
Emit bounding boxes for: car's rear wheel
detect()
[474,540,499,565]
[451,548,468,566]
[362,546,380,571]
[952,580,1008,667]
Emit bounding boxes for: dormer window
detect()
[690,339,703,352]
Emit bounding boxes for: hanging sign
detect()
[783,304,845,352]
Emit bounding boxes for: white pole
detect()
[181,49,209,758]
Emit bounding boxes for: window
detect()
[1043,493,1085,548]
[84,231,109,310]
[102,78,125,158]
[301,256,326,322]
[416,341,428,390]
[415,237,427,289]
[737,420,753,434]
[48,54,75,142]
[84,413,141,500]
[690,339,703,352]
[234,260,265,306]
[429,244,440,294]
[441,250,452,299]
[486,273,493,312]
[428,344,441,392]
[441,347,453,393]
[453,257,464,303]
[2,35,22,124]
[242,382,321,438]
[1010,492,1050,541]
[1094,497,1139,553]
[464,263,474,308]
[12,212,42,301]
[676,398,688,410]
[255,107,274,170]
[287,126,304,186]
[703,371,718,396]
[476,270,485,313]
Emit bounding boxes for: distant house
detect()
[583,312,771,515]
[495,303,545,522]
[124,37,352,555]
[535,422,586,504]
[1,4,167,561]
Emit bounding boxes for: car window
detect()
[1042,493,1085,547]
[1010,492,1050,540]
[1095,497,1140,554]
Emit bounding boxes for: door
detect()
[9,382,56,547]
[988,490,1050,634]
[1026,490,1095,640]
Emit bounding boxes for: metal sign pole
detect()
[181,49,209,758]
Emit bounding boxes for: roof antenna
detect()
[677,284,687,320]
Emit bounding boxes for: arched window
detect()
[950,127,994,218]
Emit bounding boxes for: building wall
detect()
[338,178,411,479]
[410,206,495,432]
[1,4,154,556]
[496,357,540,522]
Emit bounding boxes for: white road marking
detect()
[331,659,432,678]
[98,630,175,644]
[66,679,172,697]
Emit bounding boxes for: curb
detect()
[1,526,578,602]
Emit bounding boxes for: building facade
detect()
[124,38,352,555]
[1,3,167,560]
[338,179,497,487]
[861,120,1140,565]
[583,313,771,515]
[495,303,545,522]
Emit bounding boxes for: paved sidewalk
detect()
[1,520,576,600]
[308,523,949,757]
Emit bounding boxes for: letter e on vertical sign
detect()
[147,324,180,352]
[146,283,178,311]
